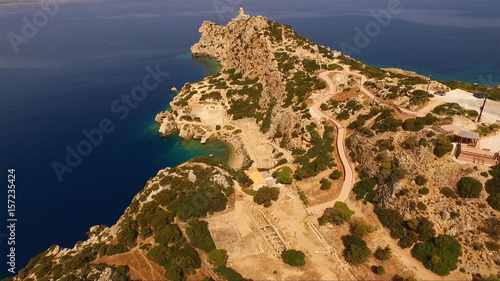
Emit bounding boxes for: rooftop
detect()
[459,130,480,140]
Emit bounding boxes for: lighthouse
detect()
[237,6,250,19]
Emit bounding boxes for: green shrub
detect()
[419,188,430,195]
[480,171,489,177]
[208,249,228,268]
[372,265,385,275]
[320,178,332,190]
[415,175,427,186]
[373,206,406,239]
[117,217,138,248]
[485,241,500,251]
[273,166,293,184]
[337,110,350,120]
[153,224,183,246]
[487,193,500,211]
[352,178,377,200]
[440,187,457,199]
[254,186,280,207]
[434,134,453,158]
[399,230,419,249]
[342,234,371,265]
[350,217,376,237]
[330,169,342,180]
[318,202,355,226]
[374,245,392,261]
[185,218,216,253]
[417,202,427,211]
[411,235,462,276]
[214,266,243,281]
[281,250,306,267]
[456,177,483,198]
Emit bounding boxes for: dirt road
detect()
[307,72,356,214]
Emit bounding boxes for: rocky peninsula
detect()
[7,11,500,281]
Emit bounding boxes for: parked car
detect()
[473,93,484,99]
[434,91,446,96]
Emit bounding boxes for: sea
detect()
[0,0,499,277]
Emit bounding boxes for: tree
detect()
[330,169,342,180]
[415,175,427,186]
[343,234,371,265]
[372,265,385,275]
[487,193,500,211]
[320,178,332,190]
[457,177,483,198]
[154,224,183,246]
[434,135,453,158]
[375,245,392,261]
[208,249,228,268]
[318,202,355,225]
[399,231,418,249]
[273,166,293,184]
[254,186,280,207]
[350,217,376,237]
[411,235,462,276]
[282,250,306,267]
[186,218,216,253]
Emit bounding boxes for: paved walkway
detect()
[306,72,356,214]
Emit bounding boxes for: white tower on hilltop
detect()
[237,6,250,19]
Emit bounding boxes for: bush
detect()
[320,178,332,190]
[440,187,457,199]
[330,169,342,180]
[254,186,280,207]
[350,217,376,237]
[417,202,427,211]
[209,249,228,268]
[415,175,427,186]
[282,250,306,267]
[411,235,462,276]
[375,245,392,261]
[342,234,371,265]
[352,178,377,200]
[153,224,183,246]
[117,217,138,248]
[273,166,293,184]
[485,241,500,251]
[186,218,216,253]
[419,187,430,195]
[434,134,453,158]
[373,206,406,239]
[372,265,385,275]
[487,193,500,211]
[318,202,355,226]
[399,231,418,249]
[214,266,243,281]
[456,177,483,198]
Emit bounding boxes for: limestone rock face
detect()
[191,16,283,104]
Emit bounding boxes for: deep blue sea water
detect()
[0,0,499,277]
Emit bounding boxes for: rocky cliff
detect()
[156,15,341,169]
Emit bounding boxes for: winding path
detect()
[306,71,356,214]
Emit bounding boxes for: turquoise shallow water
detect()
[0,0,498,277]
